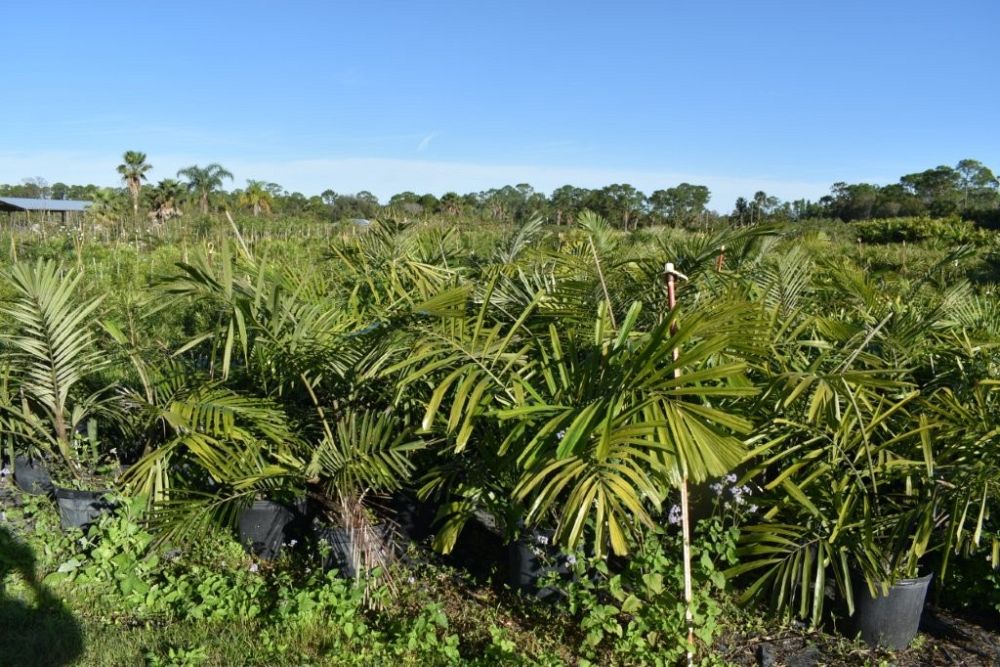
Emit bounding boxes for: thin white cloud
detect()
[0,151,832,211]
[416,132,437,153]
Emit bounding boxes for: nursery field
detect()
[2,213,1000,666]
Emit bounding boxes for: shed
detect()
[0,197,91,223]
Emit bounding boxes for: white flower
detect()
[748,504,759,514]
[668,504,682,525]
[249,563,259,573]
[288,539,298,548]
[535,533,549,546]
[0,467,9,477]
[725,473,738,484]
[709,482,724,495]
[566,554,577,565]
[556,430,566,441]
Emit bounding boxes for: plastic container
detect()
[853,573,932,649]
[13,456,53,495]
[507,529,569,599]
[53,487,113,530]
[237,500,294,559]
[317,524,392,579]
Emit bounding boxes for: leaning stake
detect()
[664,261,695,665]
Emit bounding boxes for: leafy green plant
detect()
[547,516,738,665]
[0,260,119,488]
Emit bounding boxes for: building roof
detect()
[0,197,92,213]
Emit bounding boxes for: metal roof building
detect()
[0,197,91,213]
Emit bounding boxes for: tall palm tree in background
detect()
[116,151,153,217]
[177,163,234,215]
[238,180,274,217]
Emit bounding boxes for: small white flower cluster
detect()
[556,430,567,441]
[667,504,683,525]
[249,562,259,573]
[713,475,760,514]
[565,554,577,566]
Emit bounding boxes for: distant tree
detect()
[117,151,153,217]
[751,191,767,224]
[955,159,999,210]
[21,177,50,199]
[900,165,961,216]
[282,192,309,215]
[177,163,234,214]
[238,180,274,217]
[147,179,186,222]
[550,185,588,226]
[649,183,710,227]
[439,192,464,216]
[732,197,750,226]
[595,183,646,230]
[389,191,425,216]
[88,188,127,223]
[827,182,881,221]
[50,182,69,200]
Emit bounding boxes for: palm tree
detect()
[177,163,234,215]
[0,261,110,479]
[238,180,274,217]
[116,151,153,217]
[148,179,186,222]
[87,188,127,224]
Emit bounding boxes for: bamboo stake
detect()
[664,261,694,665]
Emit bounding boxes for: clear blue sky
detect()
[1,0,996,209]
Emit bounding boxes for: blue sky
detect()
[1,0,996,210]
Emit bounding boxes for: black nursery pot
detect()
[13,456,54,495]
[507,530,569,599]
[853,573,932,650]
[390,492,436,542]
[317,524,393,579]
[238,500,294,560]
[54,487,113,530]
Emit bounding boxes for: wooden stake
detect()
[664,262,694,666]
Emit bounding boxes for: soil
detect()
[722,606,1000,666]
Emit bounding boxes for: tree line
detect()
[3,152,997,228]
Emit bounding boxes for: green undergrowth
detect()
[1,494,577,666]
[0,491,755,666]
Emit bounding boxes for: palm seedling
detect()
[0,260,117,487]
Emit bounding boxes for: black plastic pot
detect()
[237,500,294,559]
[317,524,392,579]
[54,487,113,530]
[507,530,569,599]
[13,455,53,495]
[853,573,932,649]
[390,492,436,542]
